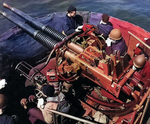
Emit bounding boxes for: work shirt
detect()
[106,37,127,56]
[111,38,127,55]
[97,22,113,38]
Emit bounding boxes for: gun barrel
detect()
[3,3,65,42]
[0,10,57,50]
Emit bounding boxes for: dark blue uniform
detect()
[0,114,15,124]
[63,14,81,36]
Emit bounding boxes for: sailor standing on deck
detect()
[20,84,70,124]
[62,6,83,35]
[37,84,71,124]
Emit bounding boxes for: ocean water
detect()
[0,0,149,35]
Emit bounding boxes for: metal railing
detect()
[50,109,98,124]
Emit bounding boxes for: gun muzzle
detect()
[0,10,57,50]
[3,3,65,42]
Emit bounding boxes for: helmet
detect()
[109,29,122,40]
[0,94,8,109]
[133,54,146,68]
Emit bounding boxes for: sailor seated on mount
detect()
[129,54,150,88]
[96,14,114,39]
[62,6,83,36]
[105,28,127,56]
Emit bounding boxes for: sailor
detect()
[21,85,71,124]
[97,14,113,39]
[37,84,71,124]
[62,6,83,35]
[0,94,15,124]
[131,54,150,87]
[105,28,127,56]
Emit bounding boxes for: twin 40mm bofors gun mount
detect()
[1,3,150,124]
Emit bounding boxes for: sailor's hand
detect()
[75,25,83,32]
[105,37,112,47]
[77,25,83,29]
[37,98,44,109]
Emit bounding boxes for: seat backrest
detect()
[111,52,131,81]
